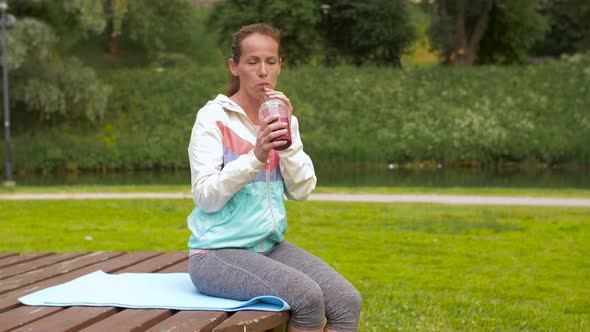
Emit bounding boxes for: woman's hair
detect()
[227,23,281,96]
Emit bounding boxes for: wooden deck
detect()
[0,252,289,332]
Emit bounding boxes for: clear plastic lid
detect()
[259,99,288,120]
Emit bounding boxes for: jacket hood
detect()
[210,94,245,115]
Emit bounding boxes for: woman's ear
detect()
[228,58,239,77]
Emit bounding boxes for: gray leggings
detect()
[189,241,362,331]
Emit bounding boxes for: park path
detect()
[1,192,590,208]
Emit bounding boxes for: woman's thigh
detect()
[189,248,323,301]
[266,241,353,291]
[189,248,327,330]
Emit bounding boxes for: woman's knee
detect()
[324,284,362,331]
[288,280,326,330]
[333,286,362,315]
[345,287,362,313]
[300,280,325,311]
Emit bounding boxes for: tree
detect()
[323,0,417,67]
[530,0,590,57]
[208,0,323,66]
[16,0,200,60]
[477,1,549,64]
[5,0,202,128]
[10,0,106,50]
[6,1,111,127]
[104,0,200,60]
[427,0,548,65]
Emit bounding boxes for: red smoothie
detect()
[271,117,291,150]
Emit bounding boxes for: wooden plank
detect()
[0,253,18,259]
[0,305,63,332]
[10,306,118,332]
[212,311,290,332]
[78,309,172,332]
[0,252,157,313]
[157,260,188,273]
[0,252,122,294]
[0,252,288,332]
[16,252,188,331]
[145,311,229,332]
[0,252,88,280]
[116,251,188,273]
[0,253,54,269]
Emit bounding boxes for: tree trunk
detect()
[437,0,448,17]
[447,0,493,66]
[449,0,469,64]
[104,0,120,56]
[106,29,120,56]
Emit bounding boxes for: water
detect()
[316,166,590,189]
[11,165,590,189]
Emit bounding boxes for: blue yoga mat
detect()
[18,270,290,312]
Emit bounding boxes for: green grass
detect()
[1,199,588,331]
[2,184,590,198]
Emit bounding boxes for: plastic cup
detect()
[259,99,292,150]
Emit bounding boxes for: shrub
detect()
[2,57,589,172]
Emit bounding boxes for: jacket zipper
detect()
[261,159,278,250]
[224,100,278,251]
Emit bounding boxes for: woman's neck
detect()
[230,91,263,125]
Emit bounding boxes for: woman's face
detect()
[229,33,281,102]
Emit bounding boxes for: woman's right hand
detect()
[254,114,289,163]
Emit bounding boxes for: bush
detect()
[2,57,589,172]
[280,57,590,166]
[1,65,227,172]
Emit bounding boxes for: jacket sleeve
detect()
[278,116,317,201]
[188,106,264,212]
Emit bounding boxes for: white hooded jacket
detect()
[187,94,316,253]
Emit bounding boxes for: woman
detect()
[187,23,361,332]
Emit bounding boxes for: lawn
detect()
[1,199,588,331]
